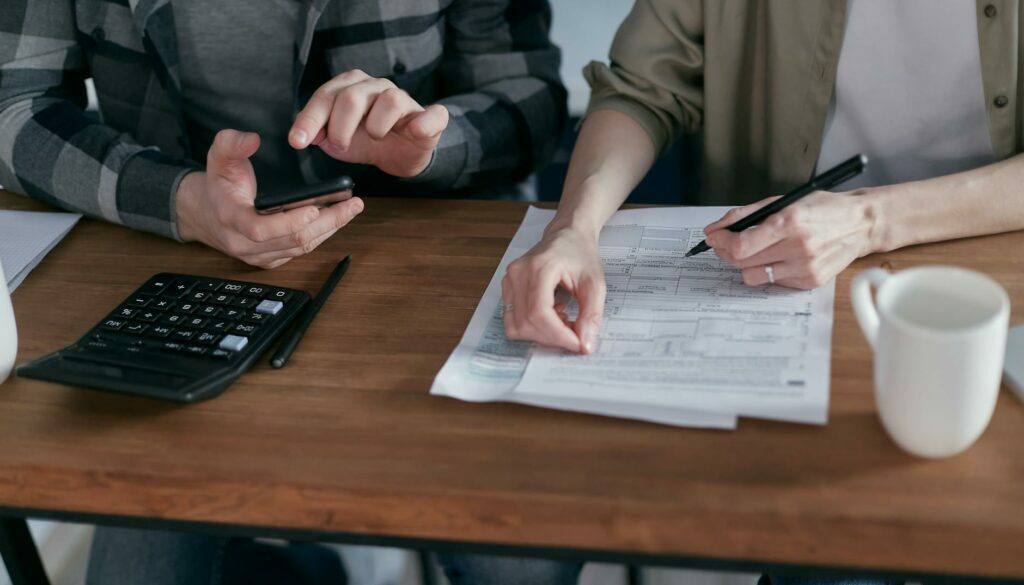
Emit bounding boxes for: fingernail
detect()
[290,129,308,147]
[353,198,365,213]
[306,208,319,222]
[582,330,598,354]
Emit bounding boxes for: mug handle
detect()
[850,268,890,350]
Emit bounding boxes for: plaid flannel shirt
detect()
[0,0,567,239]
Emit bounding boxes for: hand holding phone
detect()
[175,130,364,269]
[255,176,355,214]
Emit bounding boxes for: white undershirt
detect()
[817,0,995,189]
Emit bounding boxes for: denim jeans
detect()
[85,527,582,585]
[86,526,893,585]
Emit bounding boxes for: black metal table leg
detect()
[628,564,644,585]
[0,517,50,585]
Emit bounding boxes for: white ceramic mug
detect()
[0,259,16,384]
[851,266,1010,458]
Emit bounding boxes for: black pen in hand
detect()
[684,154,868,258]
[270,255,351,368]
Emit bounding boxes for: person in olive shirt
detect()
[503,0,1024,358]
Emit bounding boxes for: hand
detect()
[704,191,880,289]
[176,129,365,269]
[502,227,606,353]
[288,69,449,178]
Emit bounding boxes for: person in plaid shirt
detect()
[0,0,566,269]
[3,0,577,583]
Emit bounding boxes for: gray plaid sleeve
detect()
[0,0,195,240]
[410,0,567,191]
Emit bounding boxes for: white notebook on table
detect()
[0,210,81,292]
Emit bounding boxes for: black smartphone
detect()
[254,176,355,215]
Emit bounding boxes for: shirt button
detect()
[393,61,407,75]
[984,4,997,18]
[995,94,1010,108]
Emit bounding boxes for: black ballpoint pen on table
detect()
[270,255,351,368]
[684,154,869,258]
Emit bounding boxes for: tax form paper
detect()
[431,206,835,428]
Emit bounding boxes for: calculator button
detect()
[244,312,269,324]
[151,299,175,311]
[136,311,160,323]
[123,323,148,335]
[148,325,174,337]
[221,308,244,320]
[210,349,233,359]
[101,319,126,331]
[266,289,292,301]
[230,296,259,309]
[207,320,232,333]
[195,332,220,345]
[161,279,194,298]
[161,314,186,326]
[187,291,210,302]
[195,280,221,292]
[160,341,186,353]
[127,296,150,308]
[174,302,198,314]
[198,305,220,317]
[219,335,249,352]
[184,345,208,356]
[231,323,259,336]
[245,286,267,297]
[171,329,197,341]
[210,293,234,305]
[222,283,245,293]
[185,317,208,329]
[114,307,138,319]
[139,278,171,296]
[255,300,284,316]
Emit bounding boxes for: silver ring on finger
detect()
[764,264,775,285]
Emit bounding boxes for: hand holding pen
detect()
[697,155,873,289]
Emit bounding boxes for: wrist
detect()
[858,187,894,255]
[175,171,205,242]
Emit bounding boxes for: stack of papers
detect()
[0,210,81,292]
[431,207,836,429]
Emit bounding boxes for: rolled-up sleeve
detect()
[584,0,705,154]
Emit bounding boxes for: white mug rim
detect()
[873,266,1009,337]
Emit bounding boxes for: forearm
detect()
[868,153,1024,253]
[546,109,658,238]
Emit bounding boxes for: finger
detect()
[365,88,422,140]
[704,196,781,234]
[572,277,606,354]
[708,221,789,262]
[243,225,341,267]
[327,79,397,150]
[230,204,321,244]
[403,104,449,141]
[521,268,584,352]
[724,237,812,269]
[501,274,520,339]
[289,69,373,148]
[208,130,260,185]
[740,259,810,287]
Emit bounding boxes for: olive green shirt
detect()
[584,0,1022,205]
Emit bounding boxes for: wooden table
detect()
[2,190,1023,585]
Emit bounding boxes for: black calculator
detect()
[17,274,310,402]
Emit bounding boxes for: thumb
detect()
[208,129,260,185]
[704,196,780,235]
[404,105,449,141]
[573,277,606,354]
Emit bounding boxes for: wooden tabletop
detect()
[2,191,1023,581]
